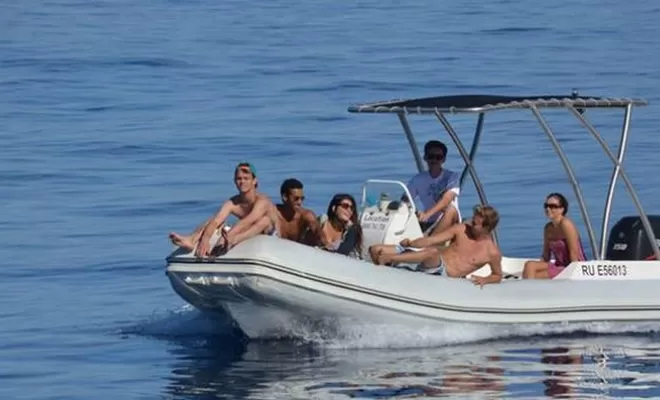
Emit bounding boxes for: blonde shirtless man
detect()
[168,162,279,257]
[373,205,503,287]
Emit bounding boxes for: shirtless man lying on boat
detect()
[168,162,279,257]
[276,178,321,244]
[372,205,503,287]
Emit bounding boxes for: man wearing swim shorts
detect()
[374,205,503,287]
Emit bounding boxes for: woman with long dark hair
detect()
[522,192,586,279]
[315,193,363,257]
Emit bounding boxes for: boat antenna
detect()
[572,88,585,115]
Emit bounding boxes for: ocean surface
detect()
[3,0,660,398]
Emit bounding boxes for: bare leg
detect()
[429,206,459,236]
[169,232,197,250]
[169,226,206,250]
[368,245,380,263]
[419,249,443,270]
[523,260,550,279]
[380,247,438,266]
[169,216,216,249]
[369,244,400,265]
[225,216,273,250]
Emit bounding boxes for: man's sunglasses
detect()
[544,202,562,209]
[425,153,445,161]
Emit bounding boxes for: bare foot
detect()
[169,232,195,250]
[368,247,379,264]
[379,253,393,266]
[373,249,385,265]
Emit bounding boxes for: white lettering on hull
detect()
[580,264,628,277]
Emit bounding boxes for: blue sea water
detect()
[3,0,660,398]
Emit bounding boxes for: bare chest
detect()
[454,237,490,263]
[279,214,306,235]
[233,203,254,218]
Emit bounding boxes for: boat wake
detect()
[120,304,243,341]
[123,306,660,400]
[227,304,660,349]
[124,304,660,350]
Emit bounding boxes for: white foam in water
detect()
[229,304,660,349]
[125,302,660,349]
[123,304,238,338]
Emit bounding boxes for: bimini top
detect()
[347,94,649,114]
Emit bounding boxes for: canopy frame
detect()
[348,92,659,260]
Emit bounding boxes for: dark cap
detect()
[235,162,257,177]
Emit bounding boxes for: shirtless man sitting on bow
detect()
[168,162,279,257]
[373,205,503,287]
[276,178,321,244]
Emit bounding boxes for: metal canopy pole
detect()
[568,105,660,261]
[397,112,425,173]
[530,106,599,259]
[434,111,498,246]
[459,113,485,189]
[597,104,632,258]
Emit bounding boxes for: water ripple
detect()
[3,0,660,398]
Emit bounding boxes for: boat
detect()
[165,92,660,335]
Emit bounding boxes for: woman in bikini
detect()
[312,193,363,257]
[522,192,586,279]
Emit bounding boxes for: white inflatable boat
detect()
[166,92,660,332]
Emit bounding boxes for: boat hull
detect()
[165,236,660,333]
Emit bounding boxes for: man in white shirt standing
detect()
[405,140,461,235]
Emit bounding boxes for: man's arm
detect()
[196,200,235,256]
[302,210,321,235]
[485,247,504,284]
[408,223,461,248]
[299,210,321,246]
[229,197,271,236]
[419,171,460,220]
[201,201,234,237]
[472,247,503,287]
[420,190,457,220]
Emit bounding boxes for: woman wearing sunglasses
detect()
[313,193,363,257]
[522,192,586,279]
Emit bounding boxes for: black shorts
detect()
[420,221,435,233]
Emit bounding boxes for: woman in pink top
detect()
[523,192,586,279]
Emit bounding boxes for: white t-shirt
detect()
[406,169,460,223]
